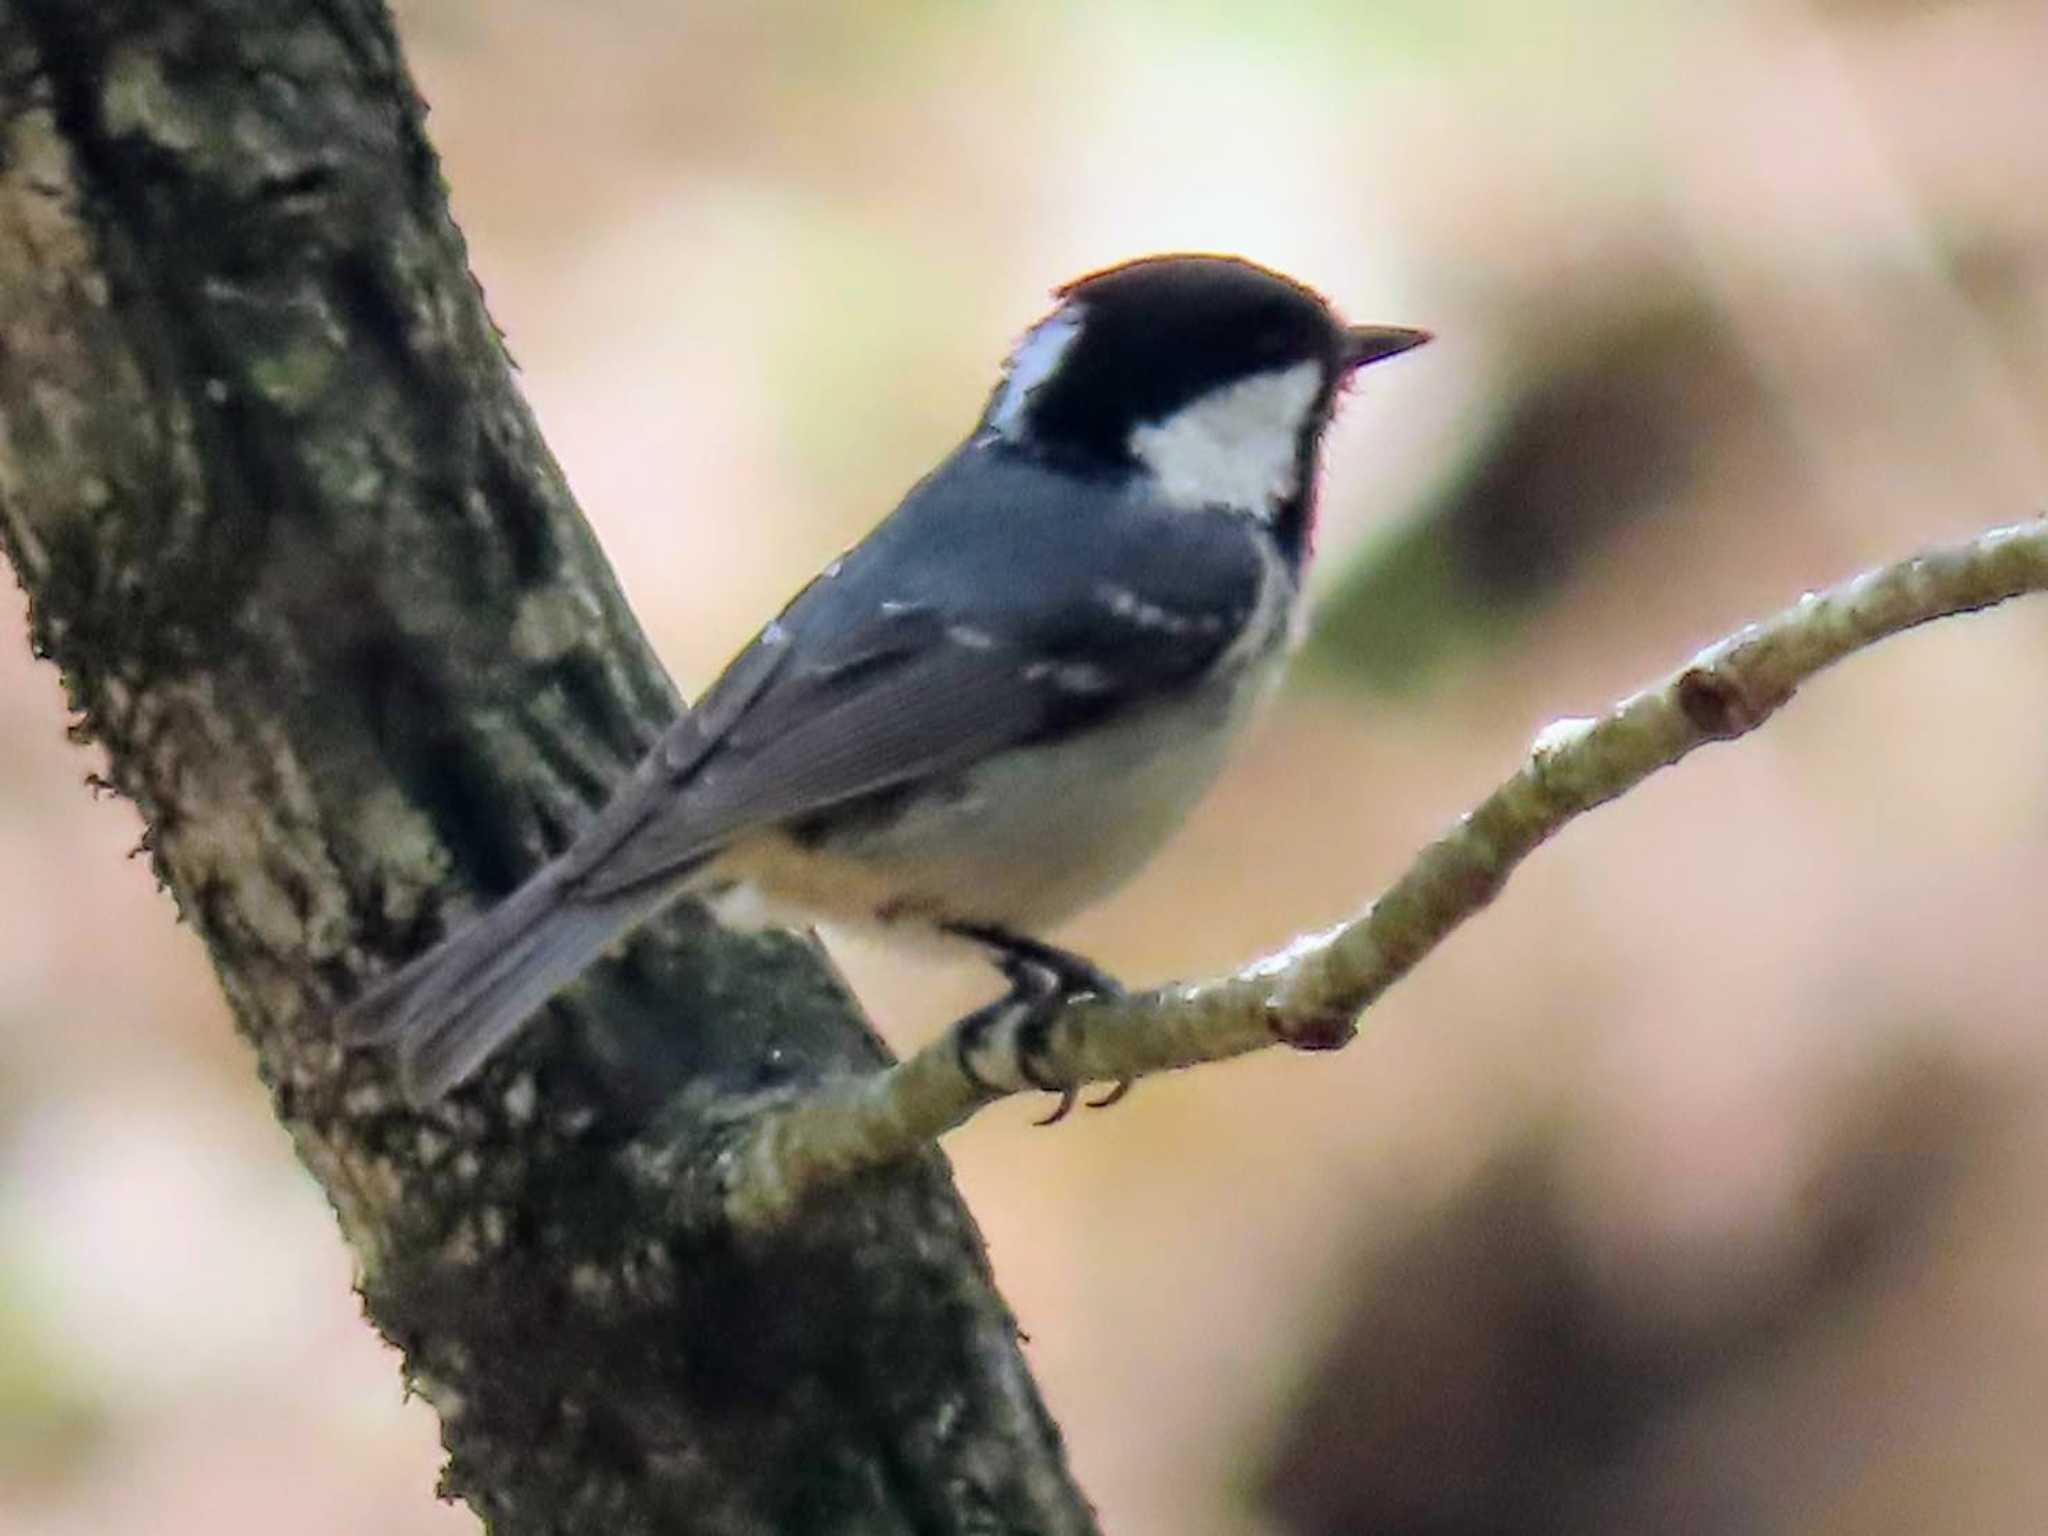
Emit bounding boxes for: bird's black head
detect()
[980,254,1427,560]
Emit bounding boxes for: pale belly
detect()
[707,655,1283,938]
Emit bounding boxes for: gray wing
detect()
[562,443,1274,901]
[565,622,1048,899]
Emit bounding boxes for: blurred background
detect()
[6,0,2048,1530]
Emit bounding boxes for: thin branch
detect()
[704,516,2048,1229]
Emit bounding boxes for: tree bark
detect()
[0,3,1095,1531]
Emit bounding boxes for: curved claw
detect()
[954,981,1049,1097]
[954,1034,1003,1097]
[1034,1088,1080,1127]
[1085,1079,1132,1110]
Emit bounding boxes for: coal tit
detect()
[344,253,1429,1104]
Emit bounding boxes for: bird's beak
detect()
[1343,324,1433,372]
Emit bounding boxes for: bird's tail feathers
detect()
[340,865,674,1105]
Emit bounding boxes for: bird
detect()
[342,253,1429,1108]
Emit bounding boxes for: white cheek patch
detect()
[986,305,1085,437]
[1129,360,1324,517]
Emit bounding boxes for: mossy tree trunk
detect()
[0,3,1094,1530]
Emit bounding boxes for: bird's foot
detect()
[947,926,1133,1124]
[946,924,1124,1001]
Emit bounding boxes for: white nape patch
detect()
[1129,360,1323,517]
[986,305,1085,436]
